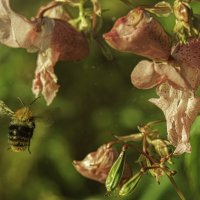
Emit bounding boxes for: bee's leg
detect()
[7,147,11,151]
[28,139,31,154]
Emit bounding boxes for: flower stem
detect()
[167,174,186,200]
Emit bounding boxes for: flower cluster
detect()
[74,122,178,197]
[104,5,200,155]
[74,1,200,198]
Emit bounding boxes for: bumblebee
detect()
[0,98,39,153]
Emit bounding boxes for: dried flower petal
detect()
[0,0,36,48]
[149,83,200,155]
[131,57,200,154]
[32,48,60,105]
[103,8,171,61]
[73,143,118,183]
[73,143,132,183]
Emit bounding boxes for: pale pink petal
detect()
[0,0,35,48]
[131,60,166,89]
[32,48,59,106]
[149,83,200,155]
[131,60,190,90]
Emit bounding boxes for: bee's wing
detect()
[0,101,14,116]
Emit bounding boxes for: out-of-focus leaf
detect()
[185,116,200,197]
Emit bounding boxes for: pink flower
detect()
[0,0,89,105]
[131,46,200,155]
[103,8,200,154]
[103,8,171,61]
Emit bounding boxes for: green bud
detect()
[150,139,173,164]
[119,171,143,196]
[105,145,127,192]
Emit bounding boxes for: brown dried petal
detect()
[149,83,200,155]
[51,19,89,61]
[103,8,171,61]
[73,143,118,183]
[171,38,200,70]
[73,143,132,183]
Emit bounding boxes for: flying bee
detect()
[0,97,40,153]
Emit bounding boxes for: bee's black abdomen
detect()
[9,124,35,137]
[8,122,35,152]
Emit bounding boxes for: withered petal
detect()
[103,8,171,61]
[32,48,60,106]
[149,83,200,154]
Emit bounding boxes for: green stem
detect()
[146,119,166,127]
[166,174,186,200]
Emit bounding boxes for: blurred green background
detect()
[0,0,200,199]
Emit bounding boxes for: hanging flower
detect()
[103,7,171,61]
[0,0,89,105]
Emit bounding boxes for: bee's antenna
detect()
[29,96,41,106]
[17,97,25,106]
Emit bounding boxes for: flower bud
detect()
[105,145,127,192]
[103,8,171,61]
[119,171,143,196]
[150,139,172,162]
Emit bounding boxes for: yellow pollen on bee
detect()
[13,107,33,122]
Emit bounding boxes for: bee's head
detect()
[13,96,40,122]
